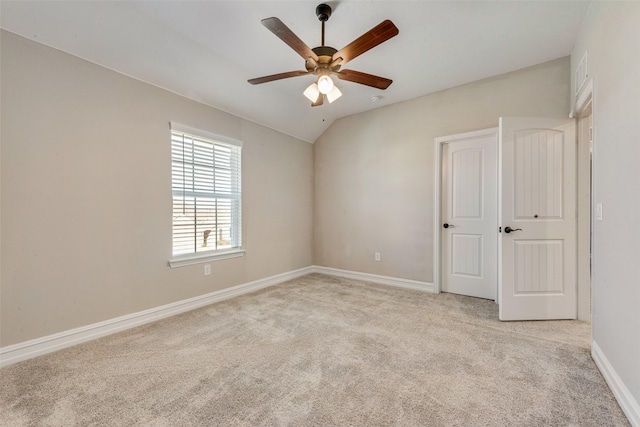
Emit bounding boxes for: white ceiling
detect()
[0,1,590,143]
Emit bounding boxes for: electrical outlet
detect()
[375,252,381,262]
[204,264,211,276]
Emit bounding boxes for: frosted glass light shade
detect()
[317,75,334,94]
[303,83,320,103]
[326,85,342,103]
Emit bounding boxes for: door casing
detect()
[574,78,594,322]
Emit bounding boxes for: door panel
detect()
[514,240,563,294]
[442,132,497,300]
[499,117,576,320]
[452,234,483,277]
[514,129,564,219]
[453,149,482,218]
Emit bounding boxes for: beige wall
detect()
[571,2,640,409]
[314,57,571,282]
[0,31,313,346]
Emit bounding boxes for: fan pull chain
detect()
[322,96,326,122]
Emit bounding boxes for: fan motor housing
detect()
[306,46,340,72]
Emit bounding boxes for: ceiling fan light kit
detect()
[317,75,334,94]
[326,85,342,103]
[303,80,342,104]
[303,83,320,103]
[248,4,398,107]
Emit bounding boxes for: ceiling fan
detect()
[248,4,399,106]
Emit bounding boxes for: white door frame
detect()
[574,78,594,321]
[433,127,499,296]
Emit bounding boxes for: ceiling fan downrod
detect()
[316,4,332,46]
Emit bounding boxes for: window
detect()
[169,124,243,266]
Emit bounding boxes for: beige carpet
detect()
[0,273,629,426]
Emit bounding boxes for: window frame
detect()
[168,123,244,268]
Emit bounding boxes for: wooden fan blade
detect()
[262,17,319,62]
[335,69,393,90]
[248,70,310,85]
[332,20,399,65]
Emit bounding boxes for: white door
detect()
[442,131,498,300]
[499,117,577,320]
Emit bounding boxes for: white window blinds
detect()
[171,125,242,257]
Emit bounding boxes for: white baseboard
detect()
[313,266,434,293]
[592,340,640,426]
[0,266,432,368]
[0,266,314,368]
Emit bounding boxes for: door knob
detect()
[504,226,522,234]
[443,223,455,229]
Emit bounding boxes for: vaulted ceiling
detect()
[0,1,590,142]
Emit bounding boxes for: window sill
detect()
[168,249,245,268]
